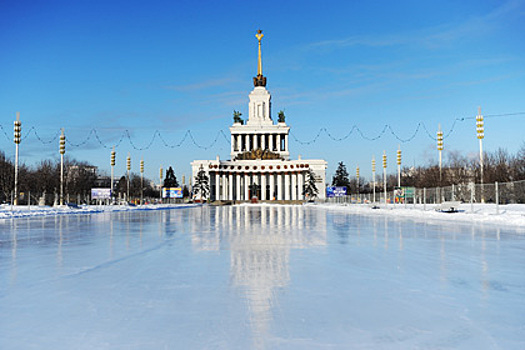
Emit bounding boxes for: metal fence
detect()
[324,179,525,205]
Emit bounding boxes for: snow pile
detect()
[0,203,199,219]
[315,202,525,229]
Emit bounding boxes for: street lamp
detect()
[437,125,443,185]
[140,158,144,205]
[59,128,65,205]
[476,107,485,203]
[126,153,131,201]
[13,112,21,205]
[396,146,402,189]
[372,157,376,203]
[111,147,116,202]
[383,151,387,205]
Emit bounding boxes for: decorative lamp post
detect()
[126,153,131,201]
[140,158,144,205]
[382,151,387,205]
[59,128,66,205]
[111,147,116,201]
[476,107,485,203]
[159,165,163,202]
[13,112,21,205]
[372,157,376,203]
[396,146,402,188]
[437,125,443,185]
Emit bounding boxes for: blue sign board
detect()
[162,187,183,199]
[326,186,347,198]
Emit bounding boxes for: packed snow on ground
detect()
[0,203,199,219]
[314,202,525,229]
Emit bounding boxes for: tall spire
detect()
[253,29,267,87]
[256,29,263,76]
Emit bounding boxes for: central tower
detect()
[247,29,272,126]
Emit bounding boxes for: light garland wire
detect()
[1,112,523,149]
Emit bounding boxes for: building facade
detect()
[191,31,326,202]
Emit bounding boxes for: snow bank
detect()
[314,202,525,230]
[0,203,199,219]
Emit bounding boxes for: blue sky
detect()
[1,0,524,184]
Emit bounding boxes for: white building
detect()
[191,31,327,202]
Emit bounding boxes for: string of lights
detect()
[62,128,229,150]
[291,122,425,144]
[124,130,158,151]
[157,130,190,148]
[1,112,523,150]
[65,129,96,147]
[25,126,61,144]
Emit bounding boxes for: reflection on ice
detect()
[191,205,327,349]
[1,205,524,349]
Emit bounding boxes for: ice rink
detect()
[1,205,524,349]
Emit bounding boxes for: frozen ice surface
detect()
[1,205,524,349]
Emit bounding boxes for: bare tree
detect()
[0,151,14,202]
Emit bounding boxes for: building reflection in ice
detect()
[190,205,327,349]
[1,205,516,349]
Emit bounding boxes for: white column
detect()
[277,134,281,151]
[269,134,274,151]
[261,134,266,150]
[228,173,233,200]
[246,134,251,151]
[245,175,250,200]
[231,134,235,153]
[269,173,275,200]
[277,173,283,200]
[215,173,220,200]
[298,171,304,200]
[284,172,290,200]
[261,173,267,200]
[285,134,289,152]
[236,173,241,201]
[222,173,227,200]
[291,172,297,200]
[237,134,241,152]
